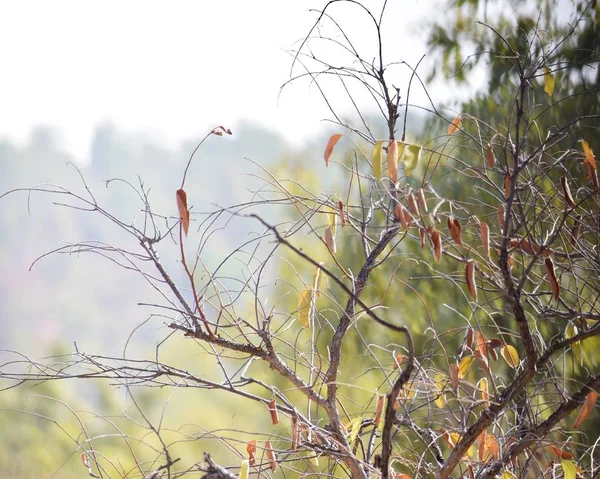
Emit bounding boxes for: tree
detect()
[1,1,599,478]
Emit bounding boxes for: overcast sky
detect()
[0,1,437,160]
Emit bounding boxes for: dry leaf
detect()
[573,389,599,429]
[504,175,511,198]
[372,141,383,180]
[497,204,506,230]
[561,176,576,209]
[394,204,411,229]
[501,344,519,369]
[265,441,277,472]
[480,222,491,262]
[407,191,420,216]
[374,394,385,426]
[80,452,90,468]
[267,399,279,425]
[176,189,190,236]
[338,200,346,228]
[478,431,486,461]
[545,257,560,301]
[393,353,408,368]
[486,144,496,167]
[474,349,490,375]
[247,440,257,466]
[419,228,426,249]
[449,364,459,389]
[484,433,500,460]
[448,216,463,246]
[325,226,336,254]
[547,445,573,459]
[416,188,428,213]
[570,215,582,248]
[448,116,462,135]
[431,230,443,262]
[291,415,299,451]
[465,260,477,301]
[324,133,342,166]
[581,139,597,170]
[477,377,490,407]
[388,139,399,183]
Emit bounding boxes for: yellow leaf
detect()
[239,460,249,479]
[500,472,517,479]
[582,140,597,169]
[477,377,489,407]
[348,417,362,446]
[561,459,577,479]
[565,322,583,365]
[328,211,337,234]
[543,67,555,97]
[434,373,447,408]
[297,289,312,328]
[501,345,519,369]
[458,356,474,379]
[324,133,342,166]
[402,143,421,176]
[448,116,462,135]
[373,141,383,180]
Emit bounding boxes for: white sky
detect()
[0,0,435,160]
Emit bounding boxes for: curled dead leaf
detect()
[325,226,336,254]
[265,441,277,472]
[394,204,411,229]
[573,389,598,429]
[374,394,385,427]
[486,144,496,167]
[419,228,426,249]
[561,176,576,209]
[480,222,491,262]
[418,188,428,213]
[324,134,342,166]
[545,257,560,301]
[570,215,582,248]
[497,204,506,231]
[448,216,463,246]
[449,364,459,389]
[407,191,420,217]
[176,189,190,236]
[267,399,279,425]
[465,260,477,301]
[448,116,462,135]
[504,175,511,198]
[581,139,597,170]
[431,229,443,262]
[338,200,346,228]
[247,440,257,466]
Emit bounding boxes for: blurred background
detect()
[1,0,596,477]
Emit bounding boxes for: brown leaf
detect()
[267,399,279,425]
[504,175,511,198]
[325,226,336,254]
[265,441,277,472]
[448,116,462,135]
[394,204,411,229]
[388,139,399,183]
[324,133,342,166]
[486,144,496,167]
[449,364,459,389]
[474,331,488,358]
[485,433,500,460]
[291,415,299,451]
[448,216,463,246]
[474,349,490,375]
[418,188,428,213]
[480,222,491,262]
[176,189,190,236]
[465,260,477,301]
[545,257,560,301]
[547,445,574,460]
[497,204,505,230]
[374,394,385,427]
[561,176,576,209]
[338,200,346,228]
[478,431,486,461]
[431,230,443,262]
[407,191,420,217]
[393,353,408,368]
[247,440,257,466]
[573,389,599,429]
[419,228,426,249]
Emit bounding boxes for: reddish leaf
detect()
[573,390,599,429]
[504,175,511,198]
[474,350,490,375]
[338,200,346,228]
[388,139,399,183]
[480,222,491,262]
[478,431,486,461]
[448,216,463,246]
[265,441,277,472]
[176,189,190,236]
[465,260,477,301]
[561,176,576,209]
[267,399,279,425]
[497,204,506,230]
[547,445,573,459]
[545,257,560,301]
[431,230,443,263]
[486,144,496,167]
[394,204,411,229]
[393,353,408,368]
[509,238,551,256]
[247,440,257,466]
[474,330,488,358]
[407,191,420,217]
[80,452,90,468]
[324,133,342,166]
[448,116,462,135]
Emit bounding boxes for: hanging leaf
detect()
[570,215,582,248]
[325,226,336,254]
[448,216,463,246]
[565,322,583,365]
[434,373,447,408]
[403,144,421,176]
[561,460,577,479]
[418,188,428,213]
[501,345,519,369]
[312,263,323,297]
[497,204,506,230]
[458,356,474,378]
[573,389,599,429]
[239,460,249,479]
[324,133,342,166]
[504,175,511,198]
[474,331,488,360]
[545,257,560,301]
[265,441,277,472]
[338,200,346,228]
[478,431,486,462]
[477,378,489,407]
[374,394,385,426]
[291,415,299,451]
[267,399,279,425]
[465,260,477,301]
[176,189,190,236]
[297,289,312,328]
[394,204,411,229]
[388,139,399,183]
[431,230,443,262]
[448,116,462,135]
[474,349,490,375]
[407,191,420,217]
[372,141,383,180]
[449,364,459,389]
[484,433,500,460]
[247,440,257,466]
[480,222,491,262]
[419,228,426,249]
[486,144,496,167]
[581,139,597,169]
[547,445,573,459]
[348,416,363,446]
[561,176,576,209]
[543,67,555,97]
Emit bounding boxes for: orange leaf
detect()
[176,189,190,236]
[393,353,408,368]
[394,204,411,229]
[573,389,599,429]
[338,200,346,228]
[474,330,488,358]
[388,139,399,183]
[431,230,443,263]
[374,394,385,427]
[448,116,462,135]
[247,440,257,466]
[324,133,342,166]
[478,431,486,461]
[581,140,597,170]
[407,191,420,217]
[480,222,490,262]
[267,399,279,425]
[547,445,573,459]
[545,257,560,301]
[418,188,428,213]
[484,433,500,460]
[448,216,463,246]
[265,441,277,472]
[561,176,576,209]
[465,260,477,301]
[486,144,496,167]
